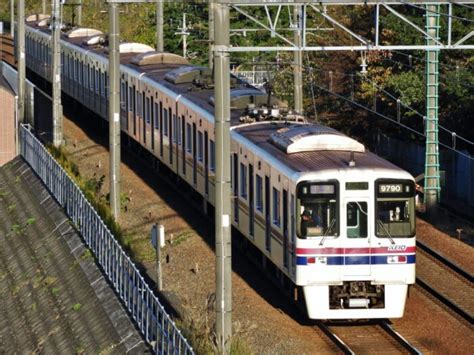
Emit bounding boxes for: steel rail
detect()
[417,241,473,282]
[416,278,473,324]
[379,321,423,355]
[316,322,355,355]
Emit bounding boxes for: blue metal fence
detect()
[20,124,194,355]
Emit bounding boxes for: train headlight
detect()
[387,255,407,264]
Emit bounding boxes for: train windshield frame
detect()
[375,179,416,238]
[296,180,339,239]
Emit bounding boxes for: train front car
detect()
[293,143,416,320]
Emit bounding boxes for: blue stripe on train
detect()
[296,254,416,265]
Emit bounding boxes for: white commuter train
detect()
[24,15,416,319]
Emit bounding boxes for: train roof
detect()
[26,21,409,176]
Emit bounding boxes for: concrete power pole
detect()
[156,0,163,52]
[424,4,441,211]
[52,0,63,147]
[75,1,82,26]
[208,0,214,70]
[213,3,232,353]
[42,0,46,15]
[17,0,25,125]
[109,2,121,219]
[293,5,303,114]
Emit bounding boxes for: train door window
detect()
[120,82,125,109]
[204,131,209,195]
[159,102,164,156]
[104,73,108,98]
[273,188,280,227]
[89,67,94,90]
[240,163,247,199]
[151,100,155,150]
[163,109,168,136]
[233,153,239,222]
[177,116,182,146]
[146,97,151,124]
[192,123,197,185]
[132,85,137,135]
[346,202,368,238]
[154,102,159,130]
[186,123,192,153]
[256,176,263,212]
[265,176,271,251]
[144,96,149,143]
[181,116,186,174]
[169,109,173,165]
[249,164,254,237]
[173,114,178,143]
[283,189,289,268]
[95,69,99,93]
[125,86,129,131]
[210,140,215,173]
[197,131,204,162]
[79,63,82,85]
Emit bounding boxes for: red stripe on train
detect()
[296,246,416,255]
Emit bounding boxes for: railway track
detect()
[416,240,473,324]
[317,320,421,354]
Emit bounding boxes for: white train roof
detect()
[270,124,365,154]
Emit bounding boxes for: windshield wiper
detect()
[377,219,396,245]
[319,219,336,246]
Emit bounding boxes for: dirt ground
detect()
[62,114,474,354]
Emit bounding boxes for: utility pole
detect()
[424,4,441,211]
[156,0,163,52]
[42,0,46,15]
[10,0,14,38]
[214,3,232,353]
[52,0,63,147]
[208,0,214,69]
[17,0,25,126]
[293,5,303,114]
[75,1,82,26]
[175,13,190,59]
[109,2,121,219]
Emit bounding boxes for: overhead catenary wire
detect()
[397,0,474,23]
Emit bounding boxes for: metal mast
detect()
[209,0,215,69]
[214,3,232,353]
[10,0,14,37]
[109,2,121,218]
[424,4,441,210]
[293,5,303,114]
[156,0,163,52]
[17,0,25,125]
[52,0,63,147]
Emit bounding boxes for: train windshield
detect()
[376,180,415,238]
[297,182,338,238]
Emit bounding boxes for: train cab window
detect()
[273,188,280,227]
[376,180,415,238]
[346,202,368,238]
[297,182,338,238]
[198,131,204,162]
[210,140,215,172]
[256,175,263,212]
[240,163,247,199]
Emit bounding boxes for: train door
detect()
[192,123,197,185]
[283,189,289,269]
[265,175,271,252]
[248,164,254,238]
[150,99,155,151]
[204,131,209,195]
[233,153,239,223]
[181,116,186,176]
[169,109,173,166]
[343,198,371,276]
[159,102,163,157]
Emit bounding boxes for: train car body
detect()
[24,18,416,319]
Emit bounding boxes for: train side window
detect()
[273,187,281,227]
[210,140,215,172]
[145,97,151,124]
[198,131,203,162]
[256,175,263,212]
[240,163,247,199]
[186,123,192,153]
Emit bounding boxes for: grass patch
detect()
[171,230,194,246]
[80,249,94,260]
[51,287,60,295]
[72,303,82,312]
[7,204,16,213]
[25,217,36,225]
